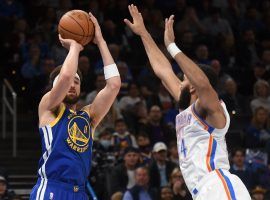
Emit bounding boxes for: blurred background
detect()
[0,0,270,199]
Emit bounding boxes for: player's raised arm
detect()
[124,4,181,101]
[164,15,225,127]
[39,36,83,112]
[86,13,121,128]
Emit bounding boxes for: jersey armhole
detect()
[81,105,96,140]
[49,104,65,127]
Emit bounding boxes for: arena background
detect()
[0,0,270,199]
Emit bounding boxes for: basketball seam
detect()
[67,14,85,43]
[82,12,89,45]
[59,24,91,37]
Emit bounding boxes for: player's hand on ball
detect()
[164,15,175,47]
[58,34,83,51]
[88,12,104,45]
[124,4,147,36]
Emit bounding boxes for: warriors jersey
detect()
[176,101,250,200]
[32,104,94,199]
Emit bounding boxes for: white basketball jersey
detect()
[175,101,230,195]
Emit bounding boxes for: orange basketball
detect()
[58,10,95,46]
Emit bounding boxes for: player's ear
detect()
[189,85,196,94]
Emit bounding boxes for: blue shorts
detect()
[30,178,88,200]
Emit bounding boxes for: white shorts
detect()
[193,169,251,200]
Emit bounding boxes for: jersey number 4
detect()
[181,139,187,158]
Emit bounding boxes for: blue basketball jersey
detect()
[36,104,93,186]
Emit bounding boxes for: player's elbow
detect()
[107,78,121,91]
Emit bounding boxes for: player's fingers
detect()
[88,12,98,24]
[129,4,135,16]
[169,15,174,21]
[134,5,139,13]
[124,19,133,28]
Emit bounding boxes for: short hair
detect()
[114,118,126,126]
[135,166,149,176]
[231,147,245,157]
[198,64,218,89]
[136,131,149,139]
[48,65,83,88]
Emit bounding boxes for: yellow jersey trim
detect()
[50,104,66,127]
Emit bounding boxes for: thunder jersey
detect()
[37,104,94,186]
[176,101,230,194]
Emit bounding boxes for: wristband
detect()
[104,63,120,80]
[167,43,181,58]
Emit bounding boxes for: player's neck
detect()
[189,94,198,105]
[65,103,77,112]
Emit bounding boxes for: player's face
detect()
[64,77,80,105]
[178,75,192,110]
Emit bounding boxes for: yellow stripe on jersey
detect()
[50,104,66,127]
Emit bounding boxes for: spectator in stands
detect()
[239,6,264,33]
[177,31,194,57]
[220,78,248,115]
[110,147,140,198]
[145,105,174,145]
[210,59,232,95]
[127,101,149,134]
[50,35,68,65]
[202,7,234,40]
[117,61,134,98]
[194,44,210,65]
[147,9,164,41]
[112,119,138,157]
[119,82,143,113]
[251,186,267,200]
[250,80,270,113]
[229,148,256,190]
[122,167,159,200]
[0,175,15,200]
[175,7,206,36]
[236,29,261,69]
[168,141,179,165]
[160,186,174,200]
[169,168,192,200]
[103,19,123,45]
[85,73,106,104]
[245,106,270,148]
[136,132,152,165]
[35,7,57,45]
[252,62,270,82]
[149,142,177,188]
[78,55,95,97]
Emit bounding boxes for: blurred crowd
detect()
[1,0,270,199]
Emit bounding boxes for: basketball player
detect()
[30,13,121,200]
[124,4,251,200]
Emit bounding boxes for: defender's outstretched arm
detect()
[124,4,181,101]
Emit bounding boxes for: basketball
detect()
[58,10,95,46]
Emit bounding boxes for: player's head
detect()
[178,64,218,110]
[49,65,83,105]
